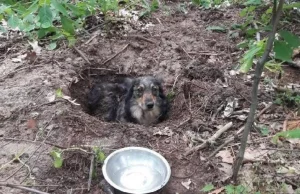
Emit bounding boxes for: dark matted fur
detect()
[87,76,169,126]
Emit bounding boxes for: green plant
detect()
[0,0,120,47]
[225,184,248,194]
[272,128,300,144]
[49,146,106,169]
[139,0,159,18]
[201,183,215,192]
[274,92,300,109]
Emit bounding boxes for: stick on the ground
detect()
[0,183,50,194]
[184,122,233,156]
[232,0,285,182]
[101,44,129,66]
[73,46,91,65]
[87,154,95,191]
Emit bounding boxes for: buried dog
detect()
[87,76,169,126]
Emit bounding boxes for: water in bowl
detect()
[114,165,163,191]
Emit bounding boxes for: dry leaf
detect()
[181,179,192,190]
[28,40,42,55]
[216,150,234,164]
[244,146,275,162]
[153,127,174,136]
[209,187,224,194]
[62,95,80,106]
[46,93,56,102]
[27,119,37,129]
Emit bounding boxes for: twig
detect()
[73,46,91,65]
[180,46,192,59]
[1,138,67,149]
[0,183,49,194]
[208,136,235,159]
[184,122,233,156]
[253,22,260,41]
[172,74,180,92]
[211,104,225,121]
[127,35,156,44]
[84,32,99,45]
[101,44,129,66]
[256,102,273,119]
[232,0,285,182]
[87,154,95,191]
[89,67,116,72]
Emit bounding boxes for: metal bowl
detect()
[102,147,171,194]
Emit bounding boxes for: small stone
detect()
[65,58,72,63]
[32,167,39,174]
[165,139,170,144]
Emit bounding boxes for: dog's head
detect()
[131,76,164,111]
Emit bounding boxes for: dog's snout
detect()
[146,102,154,109]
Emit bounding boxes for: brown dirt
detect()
[1,2,300,194]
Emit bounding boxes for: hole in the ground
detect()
[70,69,170,125]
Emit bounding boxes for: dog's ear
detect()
[153,74,164,85]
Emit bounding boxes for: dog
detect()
[87,76,169,126]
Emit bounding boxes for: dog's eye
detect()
[137,86,144,93]
[152,86,158,93]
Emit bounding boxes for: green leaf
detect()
[279,30,300,49]
[151,0,159,12]
[61,16,75,35]
[22,0,39,18]
[50,150,63,168]
[47,42,57,50]
[274,40,293,62]
[259,126,269,136]
[55,88,63,98]
[201,183,215,192]
[0,5,10,14]
[51,0,68,16]
[38,5,53,28]
[239,40,265,73]
[206,26,227,33]
[67,36,76,47]
[272,128,300,144]
[244,0,262,6]
[93,147,106,164]
[283,3,300,9]
[7,14,21,29]
[37,27,56,38]
[0,25,7,33]
[39,0,51,6]
[264,60,283,73]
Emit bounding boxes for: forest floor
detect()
[1,1,300,194]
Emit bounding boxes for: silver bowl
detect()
[102,147,171,194]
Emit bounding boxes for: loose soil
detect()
[1,2,300,194]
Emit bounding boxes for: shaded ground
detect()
[1,1,300,194]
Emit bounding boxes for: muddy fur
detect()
[87,76,169,126]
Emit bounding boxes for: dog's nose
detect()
[146,102,154,109]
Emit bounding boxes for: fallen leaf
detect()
[216,150,234,164]
[209,187,224,194]
[27,119,37,129]
[244,145,275,162]
[62,95,80,106]
[11,54,27,63]
[153,127,174,136]
[181,179,192,190]
[28,40,41,55]
[25,51,37,63]
[46,93,56,102]
[218,163,232,182]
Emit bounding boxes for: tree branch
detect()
[232,0,285,182]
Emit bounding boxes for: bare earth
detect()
[1,1,300,194]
